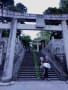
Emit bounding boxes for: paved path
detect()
[0,81,68,90]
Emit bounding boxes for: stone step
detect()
[17,76,36,78]
[48,74,57,76]
[18,73,36,76]
[19,69,35,72]
[19,71,35,73]
[17,51,59,80]
[48,76,58,78]
[17,78,40,81]
[48,72,57,74]
[48,73,57,75]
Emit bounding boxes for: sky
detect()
[14,0,60,39]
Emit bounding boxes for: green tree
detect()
[44,7,57,14]
[61,0,68,14]
[44,0,68,15]
[16,3,27,13]
[2,30,9,37]
[61,0,68,8]
[0,0,14,9]
[50,31,63,39]
[20,35,31,48]
[43,1,68,40]
[8,3,27,13]
[0,0,14,21]
[35,31,51,44]
[43,7,63,15]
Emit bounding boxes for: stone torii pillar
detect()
[2,19,17,82]
[0,30,2,39]
[37,41,39,52]
[0,30,2,43]
[62,20,68,71]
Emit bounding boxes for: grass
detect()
[33,52,40,78]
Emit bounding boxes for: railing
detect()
[42,46,67,80]
[45,38,66,69]
[0,38,8,65]
[0,40,7,79]
[0,37,25,79]
[0,44,3,65]
[12,38,25,79]
[42,38,68,80]
[47,39,64,55]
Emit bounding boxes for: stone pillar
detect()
[61,20,68,71]
[2,19,17,81]
[37,42,39,52]
[0,30,2,41]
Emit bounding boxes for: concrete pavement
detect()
[0,80,68,90]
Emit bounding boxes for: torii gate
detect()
[30,40,41,52]
[0,9,68,82]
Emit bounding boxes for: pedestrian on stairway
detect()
[40,57,45,79]
[43,55,51,79]
[40,56,51,80]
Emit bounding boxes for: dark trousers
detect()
[44,68,48,78]
[41,67,48,79]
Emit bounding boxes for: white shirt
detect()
[42,62,51,69]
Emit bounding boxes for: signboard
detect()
[36,15,45,28]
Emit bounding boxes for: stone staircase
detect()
[17,51,37,80]
[42,49,68,80]
[48,69,59,80]
[40,69,59,80]
[17,51,59,81]
[17,67,37,80]
[17,67,59,81]
[37,52,59,80]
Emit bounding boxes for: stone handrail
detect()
[12,38,25,79]
[47,39,64,55]
[13,48,25,79]
[0,45,3,65]
[42,49,68,80]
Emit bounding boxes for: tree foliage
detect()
[0,1,27,13]
[44,7,63,14]
[43,1,68,40]
[35,31,51,44]
[8,3,27,13]
[43,7,68,14]
[50,31,63,39]
[20,35,31,48]
[2,30,9,37]
[16,3,27,13]
[44,0,68,15]
[0,0,14,7]
[16,30,21,37]
[61,0,68,8]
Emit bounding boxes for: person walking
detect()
[40,57,45,79]
[43,62,51,79]
[40,56,51,80]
